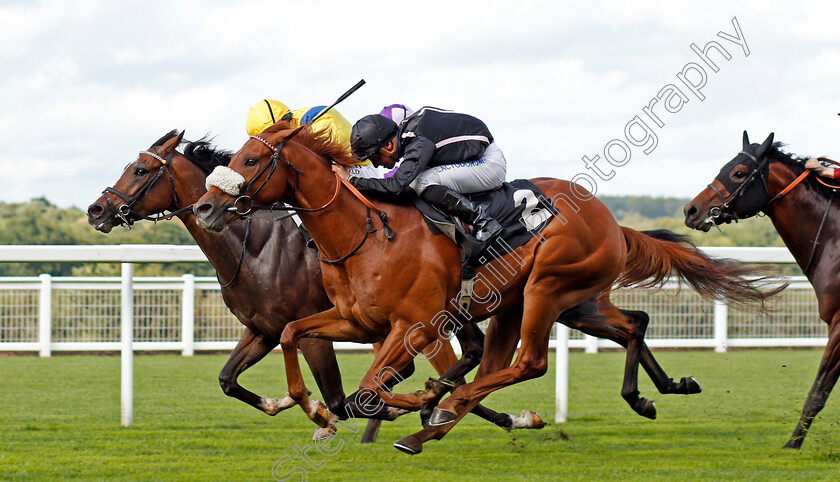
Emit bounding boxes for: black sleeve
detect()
[349,137,435,195]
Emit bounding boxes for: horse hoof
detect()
[420,405,433,427]
[394,435,423,455]
[510,410,546,430]
[428,408,457,426]
[680,376,702,394]
[312,425,337,442]
[527,411,546,429]
[635,398,656,420]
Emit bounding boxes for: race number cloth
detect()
[413,179,558,263]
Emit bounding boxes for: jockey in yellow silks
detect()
[245,100,379,179]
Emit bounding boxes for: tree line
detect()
[0,196,786,277]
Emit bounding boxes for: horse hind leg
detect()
[785,320,840,449]
[419,321,485,424]
[561,296,700,419]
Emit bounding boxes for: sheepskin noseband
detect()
[206,166,246,196]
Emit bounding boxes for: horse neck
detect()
[289,155,374,260]
[764,161,836,277]
[169,154,252,279]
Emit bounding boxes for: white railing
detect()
[0,245,819,355]
[0,245,822,426]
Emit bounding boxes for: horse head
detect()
[87,130,185,232]
[194,121,348,232]
[684,131,775,231]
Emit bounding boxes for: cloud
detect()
[1,0,839,208]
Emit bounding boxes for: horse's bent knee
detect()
[279,328,298,353]
[516,358,548,380]
[219,373,237,397]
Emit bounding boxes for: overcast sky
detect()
[2,0,839,209]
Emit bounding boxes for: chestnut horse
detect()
[85,130,542,438]
[685,131,840,449]
[193,121,777,453]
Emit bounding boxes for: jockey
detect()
[336,107,505,243]
[245,99,379,179]
[378,104,414,178]
[805,158,840,181]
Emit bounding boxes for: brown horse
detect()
[192,121,777,453]
[85,130,543,438]
[685,131,840,449]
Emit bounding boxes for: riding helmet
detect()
[351,114,398,160]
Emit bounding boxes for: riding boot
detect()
[420,186,502,243]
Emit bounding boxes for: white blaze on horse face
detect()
[205,166,245,196]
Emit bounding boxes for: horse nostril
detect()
[684,205,697,218]
[88,204,104,217]
[195,203,212,216]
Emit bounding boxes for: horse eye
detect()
[734,171,746,179]
[134,167,149,176]
[245,158,258,167]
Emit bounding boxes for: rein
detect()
[102,150,194,229]
[224,134,395,264]
[217,216,252,288]
[709,152,837,275]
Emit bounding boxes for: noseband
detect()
[102,150,193,229]
[229,135,303,216]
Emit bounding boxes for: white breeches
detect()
[410,142,506,195]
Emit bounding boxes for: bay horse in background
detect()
[192,121,779,454]
[85,130,543,440]
[685,131,840,449]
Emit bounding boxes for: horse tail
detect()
[615,227,785,310]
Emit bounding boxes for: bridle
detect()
[102,150,193,229]
[706,148,838,275]
[225,133,395,264]
[704,150,771,226]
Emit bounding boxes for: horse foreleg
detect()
[219,327,295,415]
[416,321,540,431]
[418,322,484,422]
[395,308,526,454]
[785,319,840,449]
[279,308,379,428]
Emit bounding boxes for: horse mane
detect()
[766,142,838,199]
[182,136,234,175]
[261,120,357,167]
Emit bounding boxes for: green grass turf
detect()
[1,350,840,480]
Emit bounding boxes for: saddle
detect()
[412,179,557,269]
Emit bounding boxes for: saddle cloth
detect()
[412,179,558,264]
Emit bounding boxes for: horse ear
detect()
[756,132,775,158]
[267,126,306,144]
[161,130,185,155]
[742,130,750,149]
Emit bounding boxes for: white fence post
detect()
[584,334,598,354]
[181,274,195,357]
[714,299,728,353]
[121,263,134,427]
[38,273,52,357]
[555,324,570,423]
